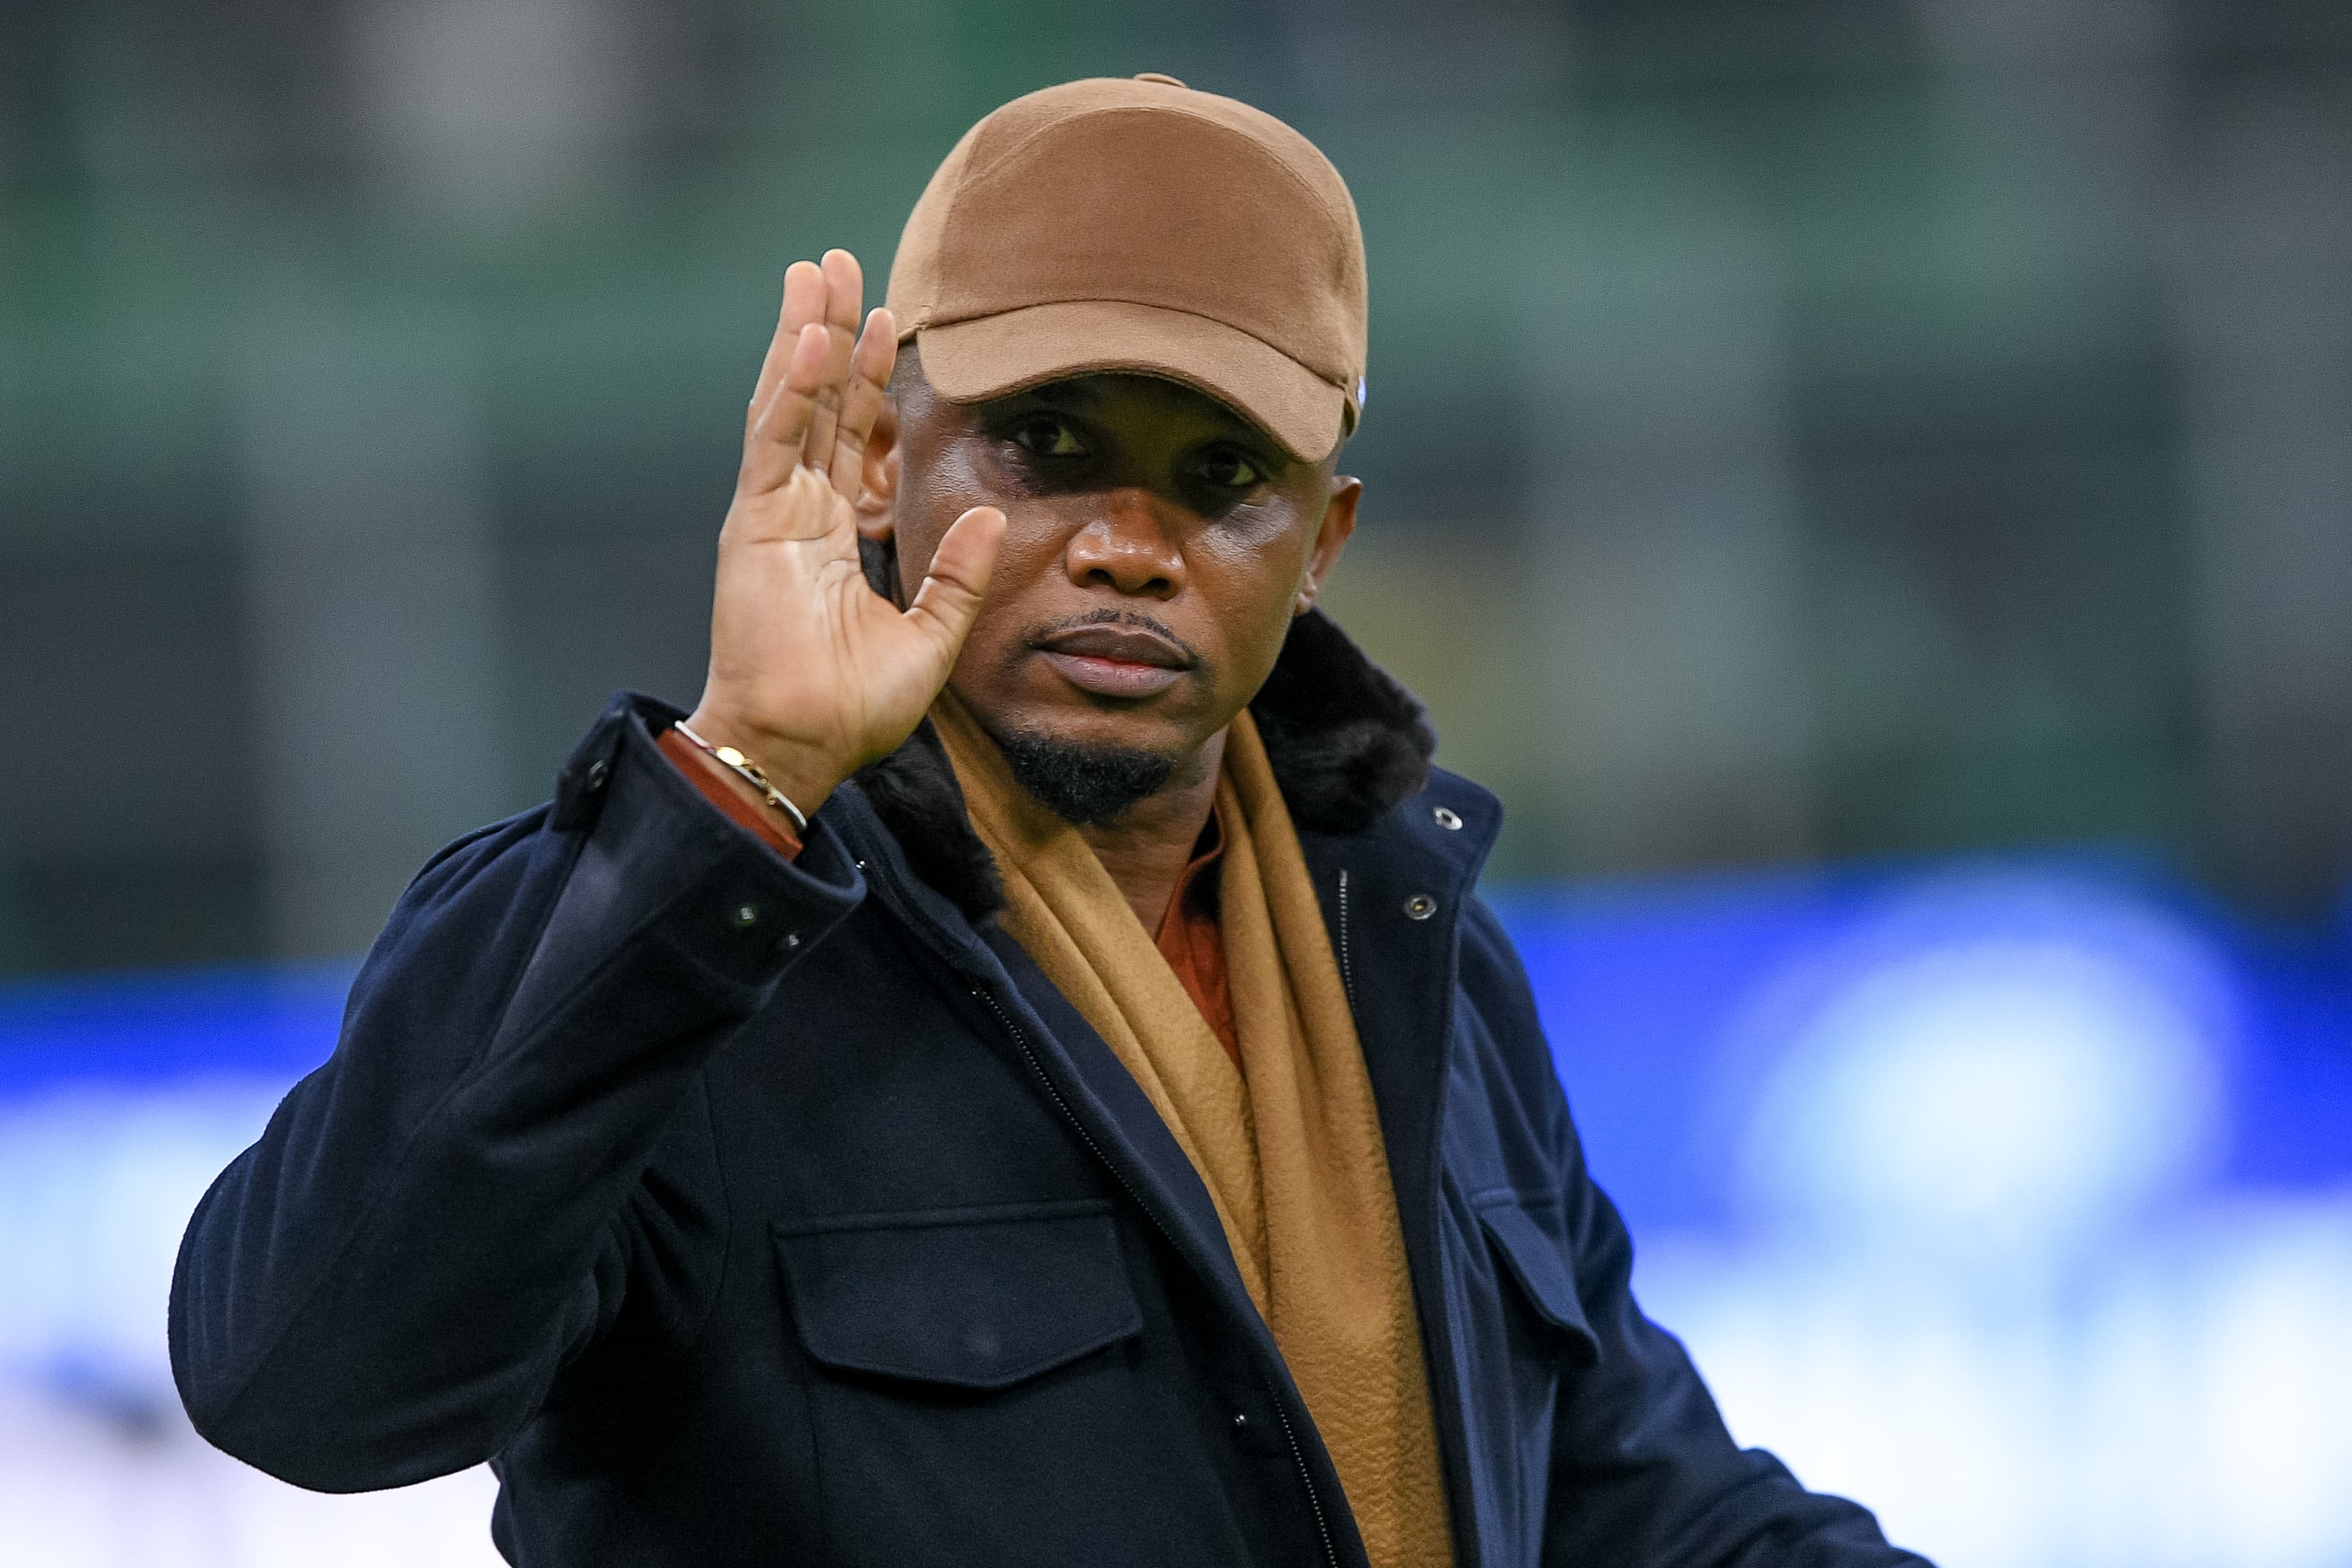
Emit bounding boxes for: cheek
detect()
[894,430,1073,587]
[1191,525,1313,683]
[898,462,1076,668]
[887,447,971,587]
[895,439,1046,594]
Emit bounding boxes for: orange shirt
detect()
[1151,807,1238,1065]
[660,725,1240,1062]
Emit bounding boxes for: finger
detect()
[826,307,898,504]
[744,261,826,441]
[739,322,833,495]
[800,249,866,477]
[904,505,1006,666]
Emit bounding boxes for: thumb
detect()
[903,505,1007,665]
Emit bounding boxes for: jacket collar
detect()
[848,606,1443,921]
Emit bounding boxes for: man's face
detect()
[880,360,1359,790]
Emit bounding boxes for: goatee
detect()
[989,727,1174,825]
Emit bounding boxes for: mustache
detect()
[1021,608,1207,670]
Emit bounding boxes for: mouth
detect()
[1030,622,1196,699]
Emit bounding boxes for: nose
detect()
[1065,489,1186,600]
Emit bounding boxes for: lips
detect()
[1036,626,1189,667]
[1032,624,1194,699]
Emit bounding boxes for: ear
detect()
[855,398,901,543]
[1294,475,1360,615]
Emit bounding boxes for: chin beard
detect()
[988,725,1175,826]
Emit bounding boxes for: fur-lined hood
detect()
[850,608,1437,922]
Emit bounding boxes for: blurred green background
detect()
[4,0,2349,973]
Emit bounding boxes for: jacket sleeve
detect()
[1457,902,1933,1568]
[168,695,866,1493]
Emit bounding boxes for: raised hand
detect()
[681,249,1005,822]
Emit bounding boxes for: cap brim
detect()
[913,300,1349,463]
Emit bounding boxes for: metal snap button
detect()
[1432,805,1461,830]
[1231,1411,1250,1431]
[1403,893,1437,920]
[732,903,760,928]
[584,757,610,792]
[781,932,800,951]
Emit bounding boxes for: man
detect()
[171,76,1928,1567]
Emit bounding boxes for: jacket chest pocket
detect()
[772,1199,1240,1567]
[1457,1191,1604,1562]
[775,1198,1142,1391]
[1475,1196,1601,1370]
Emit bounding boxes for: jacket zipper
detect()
[969,985,1342,1568]
[1337,867,1356,1012]
[1270,1401,1339,1568]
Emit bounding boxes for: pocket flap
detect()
[775,1200,1142,1391]
[1477,1200,1601,1367]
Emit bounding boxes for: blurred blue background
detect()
[4,0,2350,1563]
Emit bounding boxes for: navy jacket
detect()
[170,611,1926,1568]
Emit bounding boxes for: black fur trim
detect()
[851,718,1007,921]
[1248,608,1437,834]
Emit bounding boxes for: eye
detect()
[1013,416,1087,458]
[1197,448,1265,489]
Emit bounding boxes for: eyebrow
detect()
[1002,376,1289,462]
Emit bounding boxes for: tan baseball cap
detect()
[885,74,1367,463]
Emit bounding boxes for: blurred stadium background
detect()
[3,2,2350,1564]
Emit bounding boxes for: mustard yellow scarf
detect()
[932,693,1453,1568]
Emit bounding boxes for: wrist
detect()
[677,707,851,826]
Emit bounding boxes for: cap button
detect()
[1133,72,1187,88]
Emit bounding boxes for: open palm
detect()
[684,251,1005,815]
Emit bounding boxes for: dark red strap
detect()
[658,727,803,860]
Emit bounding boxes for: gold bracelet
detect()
[671,721,811,836]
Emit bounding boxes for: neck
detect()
[1079,726,1225,933]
